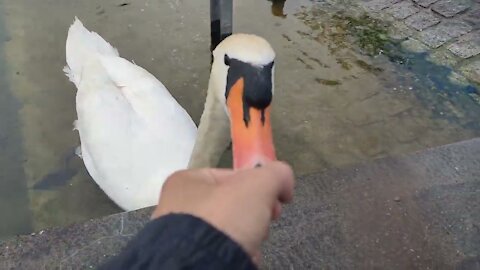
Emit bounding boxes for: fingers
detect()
[152,162,295,261]
[218,161,294,225]
[205,168,237,183]
[236,161,294,205]
[272,202,282,220]
[154,161,294,224]
[251,250,262,266]
[164,162,294,201]
[262,161,295,203]
[161,168,231,190]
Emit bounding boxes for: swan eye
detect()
[224,54,231,66]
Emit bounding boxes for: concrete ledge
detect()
[1,138,480,269]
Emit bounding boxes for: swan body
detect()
[65,18,276,211]
[65,18,196,210]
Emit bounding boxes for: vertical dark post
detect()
[210,0,233,53]
[210,0,220,53]
[220,0,233,42]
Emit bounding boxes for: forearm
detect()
[99,213,256,270]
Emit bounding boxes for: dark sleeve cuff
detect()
[99,213,257,270]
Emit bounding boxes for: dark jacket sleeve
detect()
[99,213,257,270]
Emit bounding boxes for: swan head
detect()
[211,34,276,169]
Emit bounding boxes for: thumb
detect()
[240,161,295,204]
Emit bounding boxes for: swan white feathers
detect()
[65,18,277,211]
[65,18,196,210]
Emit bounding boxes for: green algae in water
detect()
[337,14,391,55]
[315,78,342,86]
[332,13,480,125]
[336,58,352,70]
[297,6,480,130]
[469,93,480,104]
[331,13,407,65]
[355,59,383,73]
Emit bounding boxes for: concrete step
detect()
[1,138,479,269]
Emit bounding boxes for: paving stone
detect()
[460,60,480,83]
[448,72,470,86]
[404,11,441,31]
[432,0,472,18]
[362,0,402,11]
[401,38,430,52]
[413,0,440,8]
[386,1,420,19]
[448,31,480,58]
[427,49,460,66]
[469,92,480,106]
[389,21,417,40]
[419,21,473,48]
[464,9,480,28]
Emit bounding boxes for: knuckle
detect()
[163,170,187,189]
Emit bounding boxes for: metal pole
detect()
[210,0,232,53]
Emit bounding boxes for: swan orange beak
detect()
[227,78,276,169]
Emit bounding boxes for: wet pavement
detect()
[360,0,480,84]
[1,138,479,269]
[0,0,479,239]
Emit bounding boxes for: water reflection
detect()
[267,0,287,18]
[32,147,79,190]
[0,2,32,239]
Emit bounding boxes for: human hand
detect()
[151,161,295,264]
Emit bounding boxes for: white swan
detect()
[64,18,277,211]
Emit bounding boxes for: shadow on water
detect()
[393,49,480,131]
[267,0,288,18]
[0,3,32,239]
[32,147,79,190]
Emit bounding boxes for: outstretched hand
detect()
[151,161,295,264]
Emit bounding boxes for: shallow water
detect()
[0,0,478,238]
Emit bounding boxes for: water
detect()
[0,4,32,237]
[0,0,479,238]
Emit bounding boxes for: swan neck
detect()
[187,75,230,168]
